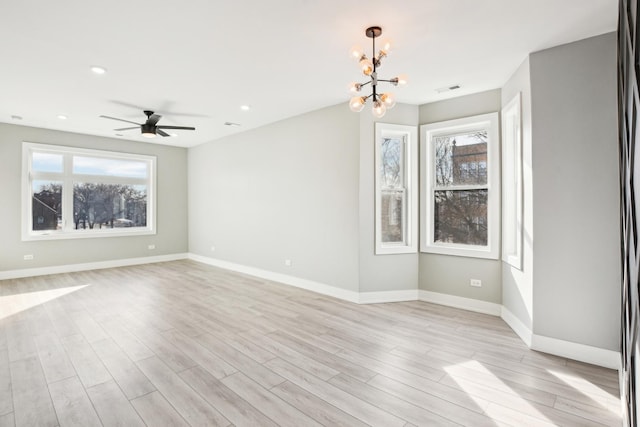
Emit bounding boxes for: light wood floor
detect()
[0,260,621,427]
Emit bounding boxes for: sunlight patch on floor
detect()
[547,369,621,415]
[445,360,555,425]
[0,284,89,320]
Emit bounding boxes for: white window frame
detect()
[420,112,500,259]
[375,123,418,254]
[22,142,156,241]
[501,93,523,269]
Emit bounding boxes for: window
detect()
[375,123,418,254]
[420,113,499,258]
[502,93,523,268]
[22,142,156,240]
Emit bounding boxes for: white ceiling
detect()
[0,0,617,148]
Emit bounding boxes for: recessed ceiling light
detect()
[90,66,107,75]
[57,115,67,120]
[224,122,241,127]
[170,133,178,137]
[240,105,251,111]
[11,115,22,120]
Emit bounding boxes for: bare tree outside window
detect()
[73,183,147,230]
[380,136,406,243]
[433,131,488,245]
[32,181,62,231]
[23,142,155,240]
[375,123,417,255]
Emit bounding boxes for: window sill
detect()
[375,244,418,255]
[22,228,155,241]
[421,243,499,260]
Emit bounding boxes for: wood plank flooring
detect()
[0,260,622,426]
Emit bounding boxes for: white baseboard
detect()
[500,306,620,370]
[358,289,419,304]
[531,334,620,371]
[418,290,502,316]
[188,253,360,303]
[190,254,421,305]
[416,291,619,369]
[2,252,620,370]
[501,306,533,347]
[0,253,189,280]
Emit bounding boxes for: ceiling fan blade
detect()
[99,115,141,126]
[157,129,170,137]
[114,126,139,131]
[157,125,196,130]
[147,114,162,126]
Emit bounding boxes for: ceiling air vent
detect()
[436,84,461,93]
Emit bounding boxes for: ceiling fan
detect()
[100,110,196,138]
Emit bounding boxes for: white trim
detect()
[374,123,418,255]
[358,289,419,304]
[420,113,500,259]
[500,306,620,370]
[501,93,524,269]
[189,254,420,305]
[0,251,620,370]
[501,305,533,347]
[22,141,157,241]
[418,290,502,316]
[188,254,360,303]
[0,253,188,280]
[531,334,620,371]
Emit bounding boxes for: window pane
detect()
[380,137,404,187]
[435,131,487,186]
[381,190,405,243]
[32,180,62,230]
[32,152,63,173]
[73,183,147,230]
[434,189,487,245]
[73,156,147,178]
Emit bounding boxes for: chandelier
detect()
[348,26,407,118]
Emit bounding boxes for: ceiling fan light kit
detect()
[347,26,407,119]
[100,110,196,138]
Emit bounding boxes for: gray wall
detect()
[0,123,188,272]
[188,104,361,292]
[501,57,534,329]
[358,103,420,292]
[530,32,620,350]
[418,90,503,304]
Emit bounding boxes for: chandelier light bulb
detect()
[381,39,392,53]
[396,74,408,86]
[380,93,396,109]
[372,100,387,118]
[360,58,374,76]
[349,96,366,112]
[348,82,362,93]
[350,45,364,60]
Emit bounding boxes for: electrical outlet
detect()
[284,259,292,267]
[148,244,156,250]
[23,254,34,260]
[470,279,482,287]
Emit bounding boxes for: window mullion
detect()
[375,123,418,255]
[62,153,74,231]
[433,184,489,191]
[71,174,147,186]
[420,112,499,259]
[23,142,155,240]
